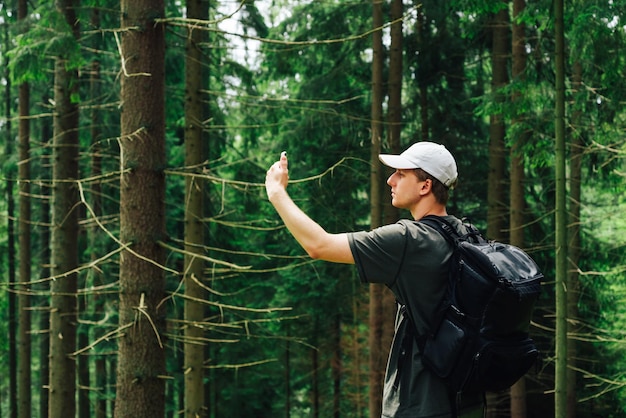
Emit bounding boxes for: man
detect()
[265,142,483,417]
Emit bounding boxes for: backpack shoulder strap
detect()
[419,215,459,245]
[406,216,459,353]
[420,215,484,245]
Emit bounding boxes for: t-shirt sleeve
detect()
[347,222,408,285]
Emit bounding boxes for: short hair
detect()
[415,168,454,205]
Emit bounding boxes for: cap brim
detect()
[378,154,418,169]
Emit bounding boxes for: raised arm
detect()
[265,152,354,264]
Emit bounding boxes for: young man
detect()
[265,142,483,417]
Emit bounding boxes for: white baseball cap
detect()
[379,142,458,188]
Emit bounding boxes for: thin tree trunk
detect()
[553,0,568,416]
[17,59,32,418]
[16,1,32,417]
[486,1,510,244]
[510,0,529,415]
[115,0,167,416]
[312,329,319,418]
[4,9,18,417]
[76,7,102,408]
[486,3,510,416]
[95,358,107,418]
[566,60,583,418]
[109,357,117,414]
[415,6,429,142]
[332,314,341,418]
[48,1,80,417]
[38,94,52,418]
[381,0,404,393]
[510,0,527,246]
[387,0,403,151]
[78,218,89,417]
[285,326,291,418]
[346,277,365,418]
[88,5,106,418]
[184,1,208,416]
[369,1,385,416]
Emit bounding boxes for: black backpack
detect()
[409,215,542,396]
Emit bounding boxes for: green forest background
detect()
[0,0,625,417]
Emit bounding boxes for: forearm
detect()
[268,188,329,258]
[265,153,354,264]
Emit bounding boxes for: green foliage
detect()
[580,196,626,413]
[453,0,510,15]
[8,5,83,84]
[2,0,626,416]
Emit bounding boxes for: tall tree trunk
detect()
[368,1,385,416]
[38,94,52,418]
[486,3,510,416]
[4,9,18,418]
[17,54,32,418]
[348,278,365,418]
[387,0,403,151]
[486,1,509,244]
[109,357,117,414]
[78,214,89,417]
[48,1,80,417]
[510,0,529,415]
[566,60,583,418]
[95,358,107,418]
[184,1,208,416]
[17,0,32,417]
[382,0,404,394]
[115,0,167,416]
[285,326,291,418]
[332,314,341,418]
[312,328,319,418]
[553,0,568,416]
[415,6,429,141]
[89,5,106,418]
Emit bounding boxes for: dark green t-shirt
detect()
[348,216,482,417]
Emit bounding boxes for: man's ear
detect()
[419,178,432,195]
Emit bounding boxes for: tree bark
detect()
[95,358,107,418]
[554,0,568,416]
[17,0,32,417]
[4,9,18,418]
[88,5,107,418]
[184,0,208,416]
[368,1,385,416]
[285,326,291,417]
[115,0,167,416]
[415,6,429,142]
[382,0,404,401]
[566,60,583,418]
[486,1,510,244]
[48,1,80,417]
[312,325,319,418]
[38,94,52,418]
[332,314,341,418]
[510,0,529,414]
[486,3,510,416]
[387,0,403,151]
[17,62,32,418]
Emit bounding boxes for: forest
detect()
[0,0,625,417]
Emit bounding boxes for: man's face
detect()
[386,169,426,209]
